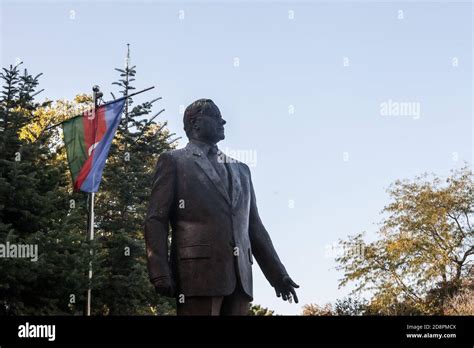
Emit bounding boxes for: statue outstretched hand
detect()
[274,275,299,303]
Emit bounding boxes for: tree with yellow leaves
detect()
[19,94,92,145]
[336,165,473,315]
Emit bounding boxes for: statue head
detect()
[183,99,226,144]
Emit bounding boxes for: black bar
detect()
[0,316,472,346]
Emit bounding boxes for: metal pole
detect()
[86,191,94,316]
[86,86,100,316]
[124,43,130,155]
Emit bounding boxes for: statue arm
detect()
[145,152,176,285]
[247,165,300,302]
[247,166,288,286]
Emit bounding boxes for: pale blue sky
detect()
[1,0,472,314]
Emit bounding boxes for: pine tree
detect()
[0,52,178,315]
[0,63,89,315]
[91,45,178,315]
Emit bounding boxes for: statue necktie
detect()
[208,145,230,197]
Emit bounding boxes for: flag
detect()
[62,99,126,192]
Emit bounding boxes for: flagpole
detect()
[124,43,130,156]
[86,191,94,316]
[85,85,101,316]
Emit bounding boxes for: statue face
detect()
[194,109,226,144]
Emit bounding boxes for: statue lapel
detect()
[224,157,242,209]
[187,142,232,206]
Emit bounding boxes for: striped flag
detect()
[62,99,126,192]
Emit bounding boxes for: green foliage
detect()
[248,303,274,316]
[0,52,177,315]
[333,297,367,316]
[89,47,176,315]
[0,63,89,315]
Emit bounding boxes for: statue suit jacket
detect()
[145,141,288,299]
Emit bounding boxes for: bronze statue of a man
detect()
[145,99,299,315]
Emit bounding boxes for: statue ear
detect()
[191,115,200,130]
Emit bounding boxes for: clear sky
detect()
[1,0,472,315]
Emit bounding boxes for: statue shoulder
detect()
[240,162,252,177]
[159,148,186,160]
[229,158,251,176]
